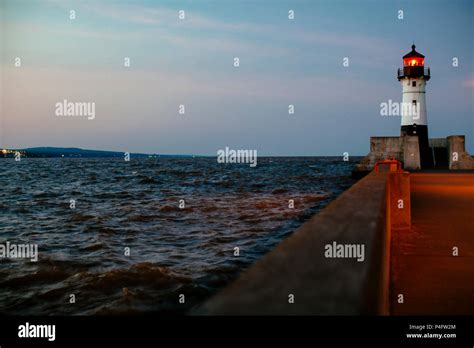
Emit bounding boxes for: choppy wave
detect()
[0,157,356,314]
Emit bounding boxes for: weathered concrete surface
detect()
[391,173,474,315]
[353,135,421,173]
[353,137,404,173]
[195,172,391,315]
[402,136,421,170]
[353,134,474,174]
[429,137,447,148]
[388,172,411,230]
[447,135,474,170]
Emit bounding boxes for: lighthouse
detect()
[397,44,433,168]
[353,44,474,176]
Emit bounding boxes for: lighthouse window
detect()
[412,100,417,106]
[412,81,416,87]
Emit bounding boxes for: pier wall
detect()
[447,135,474,170]
[195,171,403,315]
[353,135,421,174]
[354,134,474,175]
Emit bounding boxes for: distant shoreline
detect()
[1,147,191,158]
[0,147,365,159]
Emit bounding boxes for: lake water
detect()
[0,157,357,315]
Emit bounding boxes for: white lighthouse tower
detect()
[353,44,474,176]
[397,44,433,168]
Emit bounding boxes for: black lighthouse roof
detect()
[403,44,425,59]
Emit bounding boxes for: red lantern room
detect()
[397,44,430,81]
[403,44,425,67]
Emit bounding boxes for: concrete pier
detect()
[353,134,474,176]
[195,171,393,315]
[195,170,473,316]
[391,173,474,315]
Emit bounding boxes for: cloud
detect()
[43,0,269,32]
[463,78,474,88]
[40,0,395,58]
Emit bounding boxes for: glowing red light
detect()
[404,57,424,67]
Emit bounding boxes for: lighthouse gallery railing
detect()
[397,67,430,79]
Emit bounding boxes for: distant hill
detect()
[17,147,192,158]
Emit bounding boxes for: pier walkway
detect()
[390,173,474,315]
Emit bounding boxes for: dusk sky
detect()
[1,0,473,155]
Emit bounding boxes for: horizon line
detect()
[1,146,366,158]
